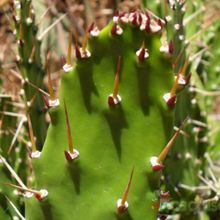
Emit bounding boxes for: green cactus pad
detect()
[24,10,176,220]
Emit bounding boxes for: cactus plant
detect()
[161,1,220,219]
[0,95,28,220]
[2,0,220,220]
[25,8,181,219]
[12,0,48,149]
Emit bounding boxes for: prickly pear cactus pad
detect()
[25,10,178,220]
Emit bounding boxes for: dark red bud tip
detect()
[164,17,168,25]
[108,96,114,106]
[108,95,121,107]
[119,12,126,18]
[158,215,168,220]
[34,193,42,201]
[168,40,173,54]
[64,150,73,161]
[145,14,151,32]
[160,191,170,199]
[117,205,127,213]
[111,23,123,36]
[146,12,150,20]
[138,14,142,25]
[157,19,162,27]
[145,23,150,32]
[111,23,117,35]
[131,13,138,26]
[28,151,32,159]
[60,55,66,67]
[42,95,50,109]
[164,16,171,25]
[166,95,176,108]
[185,73,191,85]
[75,45,81,59]
[114,10,119,17]
[152,164,165,171]
[19,39,24,46]
[88,22,95,33]
[138,48,146,61]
